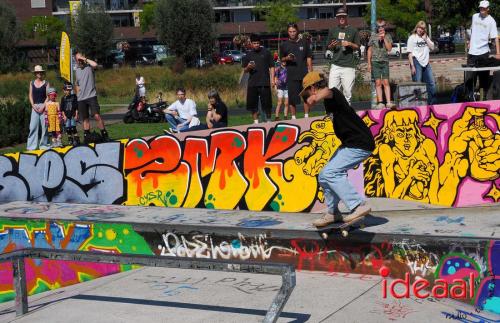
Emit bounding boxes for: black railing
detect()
[0,248,296,323]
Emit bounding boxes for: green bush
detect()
[0,100,30,147]
[162,66,240,92]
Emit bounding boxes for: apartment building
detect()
[5,0,369,60]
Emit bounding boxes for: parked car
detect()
[435,36,456,54]
[223,50,245,62]
[389,43,408,56]
[218,54,234,65]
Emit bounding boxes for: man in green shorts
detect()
[367,19,396,109]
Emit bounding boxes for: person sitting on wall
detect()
[176,90,229,132]
[164,87,198,133]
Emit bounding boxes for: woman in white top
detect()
[407,21,436,104]
[135,73,146,97]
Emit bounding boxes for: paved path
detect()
[1,266,497,323]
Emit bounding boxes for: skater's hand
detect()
[306,94,318,106]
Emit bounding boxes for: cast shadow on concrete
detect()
[71,294,311,322]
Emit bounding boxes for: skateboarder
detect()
[299,71,375,226]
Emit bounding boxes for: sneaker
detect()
[275,116,280,121]
[386,102,397,110]
[375,103,386,110]
[163,128,177,134]
[313,212,343,227]
[342,203,372,223]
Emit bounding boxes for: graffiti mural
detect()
[0,101,498,209]
[0,219,153,302]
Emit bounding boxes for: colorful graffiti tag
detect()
[0,102,498,210]
[0,219,153,302]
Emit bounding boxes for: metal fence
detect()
[0,248,296,323]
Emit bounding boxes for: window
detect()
[31,0,46,8]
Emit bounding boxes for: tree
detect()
[0,2,21,72]
[254,0,299,52]
[139,2,156,33]
[24,16,66,64]
[365,0,426,41]
[431,0,476,34]
[73,5,113,63]
[155,0,215,72]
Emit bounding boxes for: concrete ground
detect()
[1,267,498,323]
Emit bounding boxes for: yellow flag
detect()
[60,32,71,82]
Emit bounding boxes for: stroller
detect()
[123,92,167,123]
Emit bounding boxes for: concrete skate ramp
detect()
[0,199,498,313]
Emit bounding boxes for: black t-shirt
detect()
[279,38,312,81]
[60,94,78,118]
[324,88,375,151]
[241,47,274,87]
[214,101,228,126]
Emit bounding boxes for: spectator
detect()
[467,1,499,96]
[242,34,274,124]
[407,21,437,105]
[44,88,62,148]
[280,23,313,118]
[205,90,228,129]
[164,87,198,133]
[274,60,289,120]
[327,8,361,104]
[135,73,146,98]
[74,51,110,143]
[27,65,50,151]
[367,18,396,109]
[60,82,80,146]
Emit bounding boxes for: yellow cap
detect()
[299,71,322,97]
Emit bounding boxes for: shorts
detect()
[277,89,288,98]
[65,118,76,128]
[246,86,272,115]
[371,61,390,80]
[78,96,101,120]
[287,79,303,105]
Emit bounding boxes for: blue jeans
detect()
[412,57,436,105]
[165,114,189,132]
[318,147,372,214]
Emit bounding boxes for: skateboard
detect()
[317,217,365,239]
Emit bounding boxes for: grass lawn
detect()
[0,110,326,155]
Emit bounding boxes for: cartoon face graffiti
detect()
[393,123,419,157]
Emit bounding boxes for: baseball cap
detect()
[299,71,323,97]
[336,8,348,17]
[479,1,489,8]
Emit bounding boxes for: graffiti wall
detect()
[0,219,153,302]
[0,101,498,210]
[1,216,497,314]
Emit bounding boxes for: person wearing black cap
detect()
[326,7,360,104]
[60,82,80,146]
[241,34,274,123]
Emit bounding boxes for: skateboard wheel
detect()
[341,230,348,238]
[321,232,328,239]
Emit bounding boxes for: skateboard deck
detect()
[317,217,365,239]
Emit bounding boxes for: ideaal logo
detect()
[379,266,477,299]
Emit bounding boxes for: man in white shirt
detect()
[467,1,500,93]
[164,88,197,133]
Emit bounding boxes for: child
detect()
[274,60,289,120]
[45,88,62,147]
[60,82,80,146]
